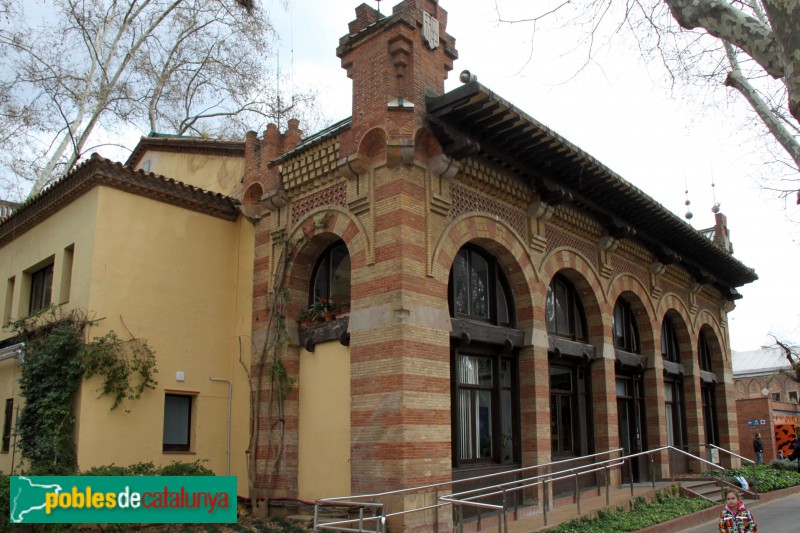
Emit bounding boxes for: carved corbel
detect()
[648,260,665,299]
[337,154,368,180]
[598,235,618,252]
[528,198,555,221]
[528,195,555,253]
[427,154,460,180]
[261,189,288,211]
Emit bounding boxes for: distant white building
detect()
[732,347,799,460]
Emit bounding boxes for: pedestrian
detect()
[777,449,784,461]
[752,433,763,465]
[718,489,757,533]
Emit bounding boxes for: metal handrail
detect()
[313,448,623,532]
[317,447,623,505]
[442,445,725,532]
[707,443,756,465]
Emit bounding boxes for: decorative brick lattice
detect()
[610,255,650,289]
[292,182,347,225]
[283,137,340,190]
[553,204,601,237]
[460,159,531,208]
[545,225,598,271]
[449,182,527,240]
[660,279,688,303]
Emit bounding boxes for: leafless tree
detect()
[0,0,319,199]
[495,0,800,201]
[770,335,800,385]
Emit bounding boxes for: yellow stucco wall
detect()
[298,341,351,500]
[135,151,244,197]
[0,190,101,474]
[0,185,254,496]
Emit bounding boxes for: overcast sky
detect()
[264,0,800,352]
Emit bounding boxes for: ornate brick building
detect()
[241,0,757,520]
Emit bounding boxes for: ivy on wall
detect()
[9,308,157,474]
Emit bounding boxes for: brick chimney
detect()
[712,211,733,254]
[242,120,304,197]
[337,0,457,154]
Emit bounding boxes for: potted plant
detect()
[299,308,315,327]
[319,299,336,321]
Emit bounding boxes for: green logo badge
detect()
[10,476,237,523]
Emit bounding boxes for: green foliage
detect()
[543,489,713,533]
[0,473,9,531]
[9,308,157,474]
[80,460,213,477]
[81,332,158,409]
[706,464,800,492]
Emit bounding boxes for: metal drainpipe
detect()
[209,378,232,475]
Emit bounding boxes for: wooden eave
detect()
[0,153,239,247]
[426,82,758,293]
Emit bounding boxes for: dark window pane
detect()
[502,389,513,462]
[550,395,559,451]
[454,250,469,315]
[545,285,555,333]
[29,263,54,314]
[470,252,490,319]
[330,246,351,307]
[312,261,329,303]
[497,277,510,326]
[477,390,493,458]
[550,367,572,392]
[2,398,12,453]
[163,394,192,451]
[459,388,472,460]
[555,280,570,336]
[560,395,573,452]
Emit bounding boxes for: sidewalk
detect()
[637,484,800,533]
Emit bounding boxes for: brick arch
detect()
[431,213,536,330]
[608,277,657,358]
[540,255,607,349]
[358,127,388,162]
[282,206,371,319]
[696,314,728,368]
[734,380,747,398]
[658,300,694,364]
[243,182,263,205]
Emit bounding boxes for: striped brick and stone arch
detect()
[540,249,607,346]
[695,315,728,367]
[431,213,536,330]
[282,206,370,321]
[607,274,658,357]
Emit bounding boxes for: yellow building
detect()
[0,150,253,497]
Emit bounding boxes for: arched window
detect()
[661,316,680,363]
[613,298,640,353]
[310,241,351,308]
[449,246,518,467]
[546,275,587,341]
[449,246,514,326]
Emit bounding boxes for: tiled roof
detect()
[732,347,792,377]
[426,81,758,293]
